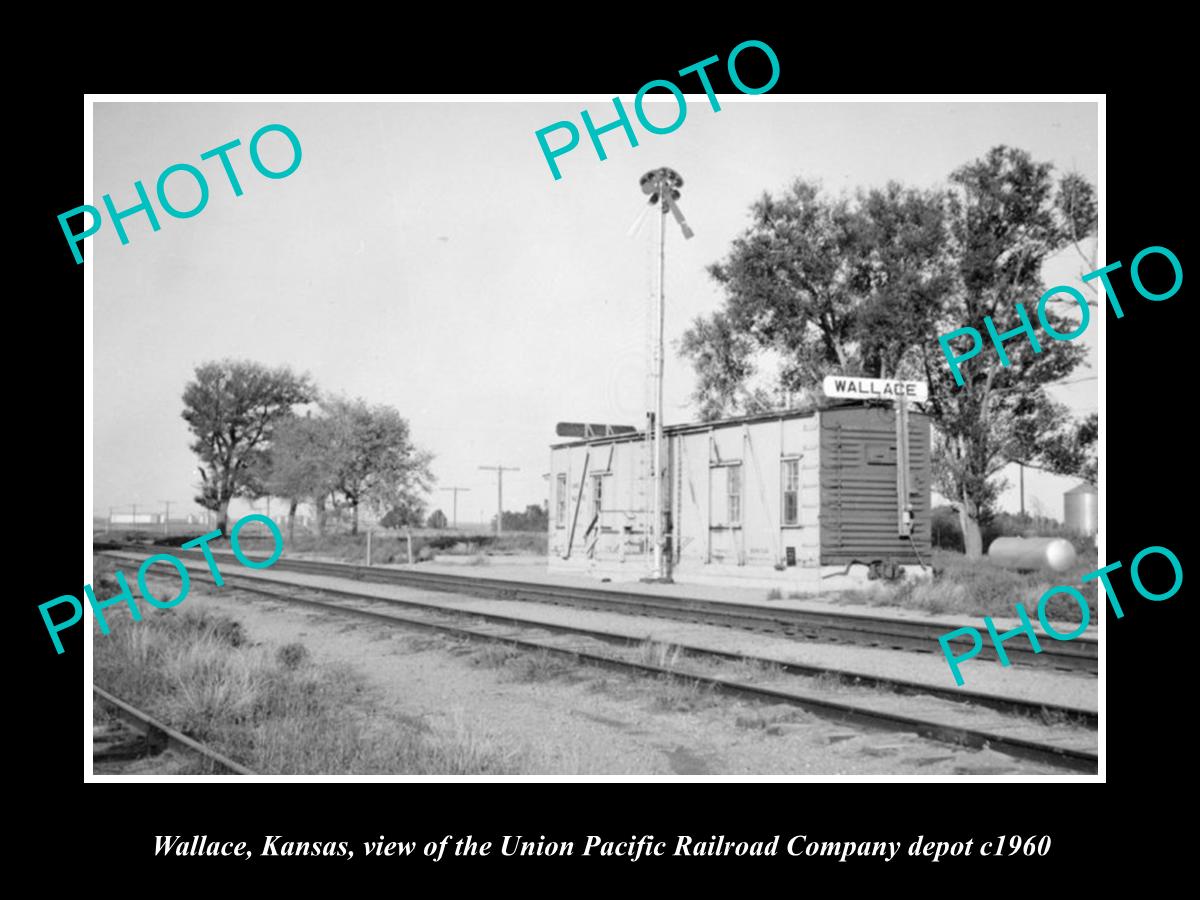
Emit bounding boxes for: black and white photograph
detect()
[85,96,1101,780]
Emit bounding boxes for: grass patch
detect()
[637,640,683,670]
[263,530,549,563]
[722,656,784,682]
[94,606,526,774]
[810,671,852,692]
[830,549,1099,623]
[469,644,518,669]
[1037,706,1072,727]
[504,650,575,683]
[649,675,719,712]
[467,645,576,683]
[276,642,309,669]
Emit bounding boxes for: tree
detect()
[265,412,338,542]
[182,360,314,535]
[1057,171,1101,294]
[496,504,548,532]
[1035,412,1097,485]
[681,147,1096,558]
[923,147,1095,556]
[677,312,772,421]
[426,509,448,529]
[698,181,865,406]
[683,179,951,420]
[322,395,435,535]
[381,497,428,530]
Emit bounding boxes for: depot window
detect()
[781,458,800,526]
[726,464,742,526]
[709,461,744,528]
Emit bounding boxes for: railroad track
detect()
[117,543,1096,674]
[105,551,1098,773]
[93,685,255,775]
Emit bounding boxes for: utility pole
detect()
[160,500,172,535]
[440,486,470,529]
[478,466,519,536]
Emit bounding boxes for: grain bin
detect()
[1064,482,1098,536]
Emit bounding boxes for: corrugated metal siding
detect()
[819,406,932,564]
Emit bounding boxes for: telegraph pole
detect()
[160,500,172,535]
[478,466,519,536]
[440,486,470,529]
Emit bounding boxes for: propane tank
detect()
[987,536,1077,573]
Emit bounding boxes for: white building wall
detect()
[549,412,835,588]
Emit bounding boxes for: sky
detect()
[91,99,1098,525]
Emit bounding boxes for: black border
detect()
[22,27,1190,882]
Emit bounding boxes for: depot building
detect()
[547,402,932,589]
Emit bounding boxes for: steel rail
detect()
[136,544,1096,674]
[107,552,1094,728]
[116,557,1097,773]
[92,685,256,775]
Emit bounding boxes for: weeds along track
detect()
[121,545,1096,675]
[92,685,255,775]
[100,551,1098,774]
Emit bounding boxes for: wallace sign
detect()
[822,376,929,403]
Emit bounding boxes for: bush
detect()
[840,548,1100,622]
[931,506,963,552]
[424,534,495,551]
[276,643,309,669]
[986,512,1096,555]
[281,529,546,561]
[153,533,211,547]
[930,505,1096,555]
[498,505,549,532]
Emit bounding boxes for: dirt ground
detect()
[119,578,1072,777]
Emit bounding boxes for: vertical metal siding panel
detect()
[671,433,681,564]
[742,419,777,567]
[676,433,703,564]
[704,431,712,563]
[819,407,932,564]
[799,415,821,564]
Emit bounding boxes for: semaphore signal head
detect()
[640,168,685,207]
